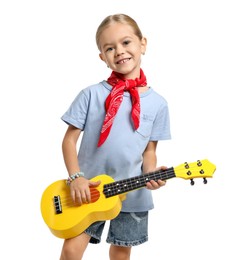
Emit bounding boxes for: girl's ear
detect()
[99,53,109,68]
[99,53,105,62]
[141,37,147,55]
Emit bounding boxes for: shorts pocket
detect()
[130,211,148,223]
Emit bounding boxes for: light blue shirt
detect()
[61,80,171,212]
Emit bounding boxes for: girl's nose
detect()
[115,45,124,56]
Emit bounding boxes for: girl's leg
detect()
[107,211,149,260]
[109,245,132,260]
[60,232,91,260]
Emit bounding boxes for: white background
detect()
[1,0,238,259]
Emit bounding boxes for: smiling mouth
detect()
[116,58,131,64]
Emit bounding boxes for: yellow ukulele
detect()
[41,159,216,239]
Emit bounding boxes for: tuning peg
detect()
[203,178,207,184]
[190,179,195,185]
[184,162,189,169]
[197,160,202,166]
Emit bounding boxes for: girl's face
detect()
[99,22,147,79]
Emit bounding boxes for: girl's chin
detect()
[114,67,140,78]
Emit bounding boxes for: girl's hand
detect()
[146,166,167,190]
[70,177,101,205]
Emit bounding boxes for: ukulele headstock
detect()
[174,159,216,185]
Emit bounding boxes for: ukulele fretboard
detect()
[103,167,175,198]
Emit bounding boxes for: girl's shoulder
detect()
[142,87,168,104]
[82,80,110,94]
[75,81,110,103]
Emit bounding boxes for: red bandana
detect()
[97,69,147,147]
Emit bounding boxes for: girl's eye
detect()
[106,47,114,52]
[123,40,130,45]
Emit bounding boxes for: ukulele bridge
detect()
[53,195,62,214]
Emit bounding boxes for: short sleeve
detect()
[150,102,171,141]
[61,90,89,130]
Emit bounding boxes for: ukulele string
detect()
[52,165,205,209]
[59,187,104,207]
[102,165,206,196]
[103,168,176,196]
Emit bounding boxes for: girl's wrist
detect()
[66,172,85,186]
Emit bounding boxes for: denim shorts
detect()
[84,211,148,247]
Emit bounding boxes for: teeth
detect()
[118,58,130,64]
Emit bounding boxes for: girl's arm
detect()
[62,125,81,174]
[142,141,166,190]
[62,125,100,204]
[142,141,158,173]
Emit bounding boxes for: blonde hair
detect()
[96,14,143,51]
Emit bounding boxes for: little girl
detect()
[60,13,171,260]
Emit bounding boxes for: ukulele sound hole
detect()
[90,188,100,203]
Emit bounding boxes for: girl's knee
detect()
[60,242,82,260]
[60,233,90,260]
[109,245,131,260]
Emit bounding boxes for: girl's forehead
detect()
[100,23,136,41]
[102,22,134,36]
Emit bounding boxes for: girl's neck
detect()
[138,86,149,94]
